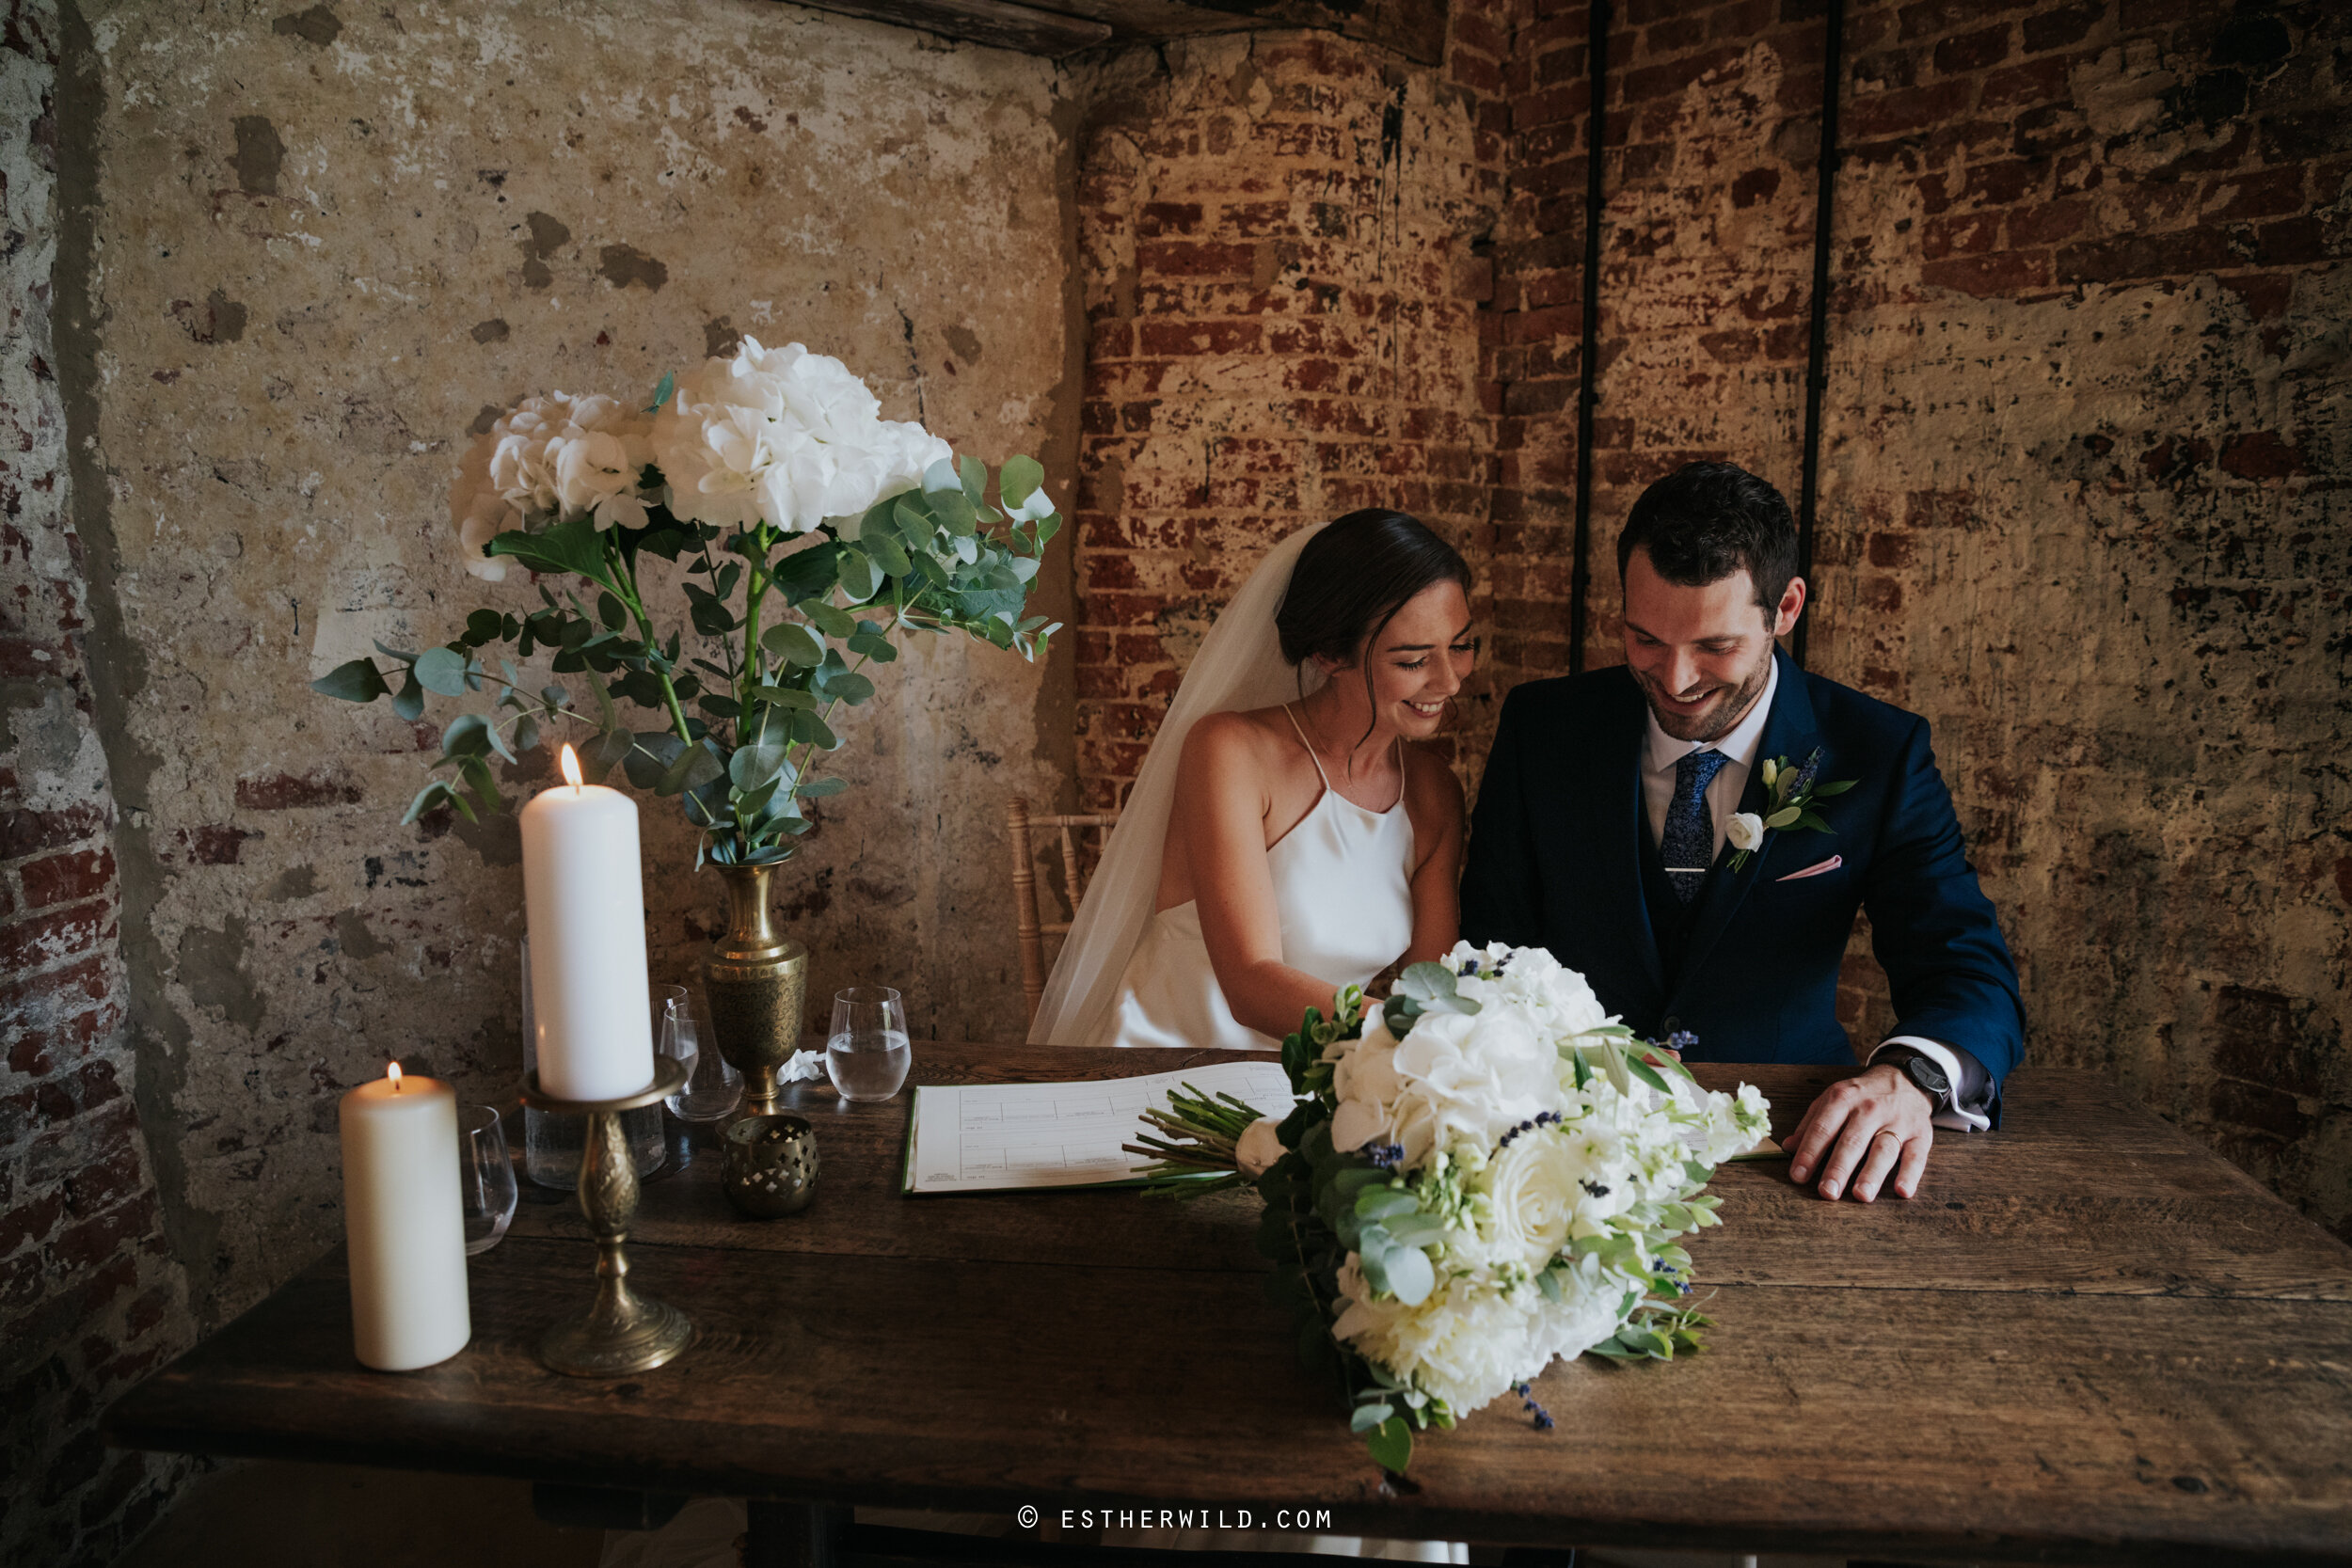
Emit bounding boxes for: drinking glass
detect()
[459,1104,519,1256]
[825,986,913,1102]
[658,984,740,1123]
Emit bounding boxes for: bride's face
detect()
[1324,580,1476,740]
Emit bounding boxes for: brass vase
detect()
[702,863,808,1120]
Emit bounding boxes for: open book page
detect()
[903,1060,1295,1196]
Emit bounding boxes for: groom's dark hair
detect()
[1616,462,1799,612]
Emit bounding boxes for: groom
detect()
[1459,462,2023,1203]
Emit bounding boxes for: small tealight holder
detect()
[723,1115,819,1218]
[519,1055,692,1377]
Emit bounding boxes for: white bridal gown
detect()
[1095,709,1417,1052]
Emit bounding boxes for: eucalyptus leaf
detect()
[803,600,856,640]
[1764,805,1804,830]
[868,529,913,578]
[848,625,898,663]
[794,776,848,799]
[760,621,824,669]
[998,453,1045,510]
[623,730,685,790]
[837,546,878,602]
[440,712,493,759]
[414,647,471,697]
[656,740,725,798]
[391,671,425,722]
[310,658,389,704]
[731,732,788,790]
[401,781,450,825]
[1811,778,1858,798]
[1349,1403,1394,1433]
[957,452,986,504]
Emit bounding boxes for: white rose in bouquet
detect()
[1234,1116,1286,1180]
[1481,1124,1595,1272]
[1725,811,1766,852]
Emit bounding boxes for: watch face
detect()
[1905,1054,1949,1098]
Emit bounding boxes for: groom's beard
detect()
[1638,648,1772,743]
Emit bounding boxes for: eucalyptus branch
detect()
[603,539,693,749]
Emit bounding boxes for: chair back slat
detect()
[1006,797,1120,1028]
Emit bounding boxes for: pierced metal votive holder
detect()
[519,1057,693,1377]
[723,1115,818,1218]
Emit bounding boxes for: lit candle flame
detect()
[560,743,582,792]
[388,1061,404,1092]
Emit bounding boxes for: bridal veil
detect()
[1026,523,1329,1047]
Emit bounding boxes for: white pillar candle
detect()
[339,1064,470,1371]
[518,745,657,1101]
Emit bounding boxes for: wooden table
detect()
[107,1048,2352,1565]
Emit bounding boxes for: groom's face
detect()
[1621,546,1804,743]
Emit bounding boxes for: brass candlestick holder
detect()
[519,1056,693,1377]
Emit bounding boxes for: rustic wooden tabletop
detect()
[105,1048,2352,1564]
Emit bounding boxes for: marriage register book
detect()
[901,1060,1294,1196]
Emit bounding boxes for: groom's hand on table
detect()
[1786,1066,1932,1202]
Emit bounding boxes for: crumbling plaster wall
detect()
[64,0,1077,1354]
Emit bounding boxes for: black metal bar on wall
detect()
[1568,0,1609,676]
[1792,0,1848,670]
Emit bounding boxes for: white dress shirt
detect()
[1638,657,1988,1132]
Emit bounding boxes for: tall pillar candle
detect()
[519,745,656,1101]
[339,1064,471,1370]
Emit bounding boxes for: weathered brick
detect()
[17,847,113,909]
[0,804,106,861]
[0,904,116,977]
[231,770,363,811]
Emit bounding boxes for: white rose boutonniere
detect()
[1726,747,1859,871]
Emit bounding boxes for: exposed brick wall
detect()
[1810,0,2350,1229]
[1070,17,1513,815]
[1,2,195,1560]
[1071,0,2347,1242]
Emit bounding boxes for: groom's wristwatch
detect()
[1880,1047,1950,1116]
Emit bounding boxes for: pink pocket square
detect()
[1777,855,1842,881]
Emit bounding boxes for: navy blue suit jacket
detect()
[1459,651,2024,1111]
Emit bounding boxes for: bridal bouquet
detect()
[1130,942,1770,1472]
[310,337,1061,863]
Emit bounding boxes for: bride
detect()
[1031,510,1476,1053]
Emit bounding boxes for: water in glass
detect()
[826,985,912,1102]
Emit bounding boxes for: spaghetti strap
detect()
[1281,704,1333,789]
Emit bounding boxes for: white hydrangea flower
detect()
[1332,1258,1550,1418]
[448,391,655,577]
[650,337,952,534]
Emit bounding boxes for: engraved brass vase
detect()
[702,863,807,1120]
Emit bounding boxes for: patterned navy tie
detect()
[1661,749,1730,904]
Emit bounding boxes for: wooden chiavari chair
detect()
[1006,797,1119,1027]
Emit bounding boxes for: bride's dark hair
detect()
[1275,510,1472,739]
